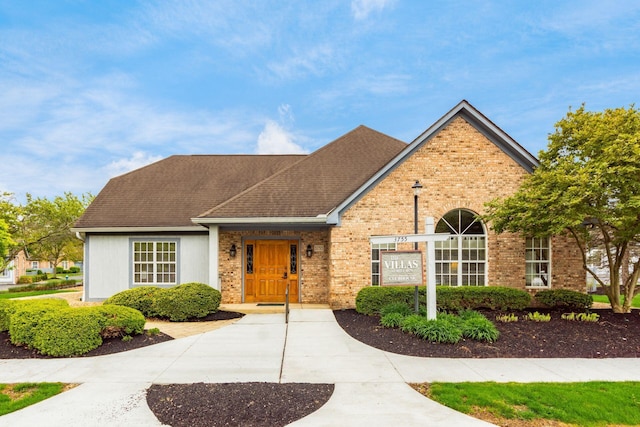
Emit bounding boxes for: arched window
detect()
[435,209,487,286]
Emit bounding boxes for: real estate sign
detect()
[380,251,423,286]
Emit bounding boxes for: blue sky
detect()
[1,0,639,202]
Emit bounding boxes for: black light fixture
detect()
[229,244,237,258]
[306,244,313,258]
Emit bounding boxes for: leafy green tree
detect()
[0,192,92,276]
[25,192,92,277]
[484,105,640,313]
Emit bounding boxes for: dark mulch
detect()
[147,383,334,427]
[5,306,640,426]
[0,310,244,359]
[333,308,640,358]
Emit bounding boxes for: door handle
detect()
[283,271,288,279]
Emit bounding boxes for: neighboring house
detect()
[0,250,81,285]
[73,101,584,307]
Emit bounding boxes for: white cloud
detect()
[351,0,395,20]
[104,151,164,178]
[256,120,307,155]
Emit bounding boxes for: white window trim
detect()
[371,242,396,286]
[130,238,180,287]
[435,209,488,287]
[525,237,552,288]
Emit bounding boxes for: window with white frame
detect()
[526,237,550,287]
[371,242,396,285]
[62,261,69,270]
[31,261,38,269]
[435,209,487,286]
[132,240,177,285]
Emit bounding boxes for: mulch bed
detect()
[4,307,640,426]
[147,383,334,427]
[0,310,244,359]
[333,308,640,358]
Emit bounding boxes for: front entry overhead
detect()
[244,240,299,303]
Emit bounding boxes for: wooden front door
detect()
[244,240,299,303]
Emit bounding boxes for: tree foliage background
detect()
[485,104,640,313]
[0,192,93,275]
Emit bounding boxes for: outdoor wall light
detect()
[229,244,237,258]
[306,244,313,258]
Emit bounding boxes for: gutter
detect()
[191,215,329,225]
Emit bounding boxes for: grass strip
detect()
[418,381,640,426]
[0,290,76,299]
[591,294,640,308]
[0,382,68,416]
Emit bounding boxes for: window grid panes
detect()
[371,243,396,286]
[435,210,487,287]
[526,237,550,287]
[133,241,177,285]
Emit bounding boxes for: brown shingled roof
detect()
[74,155,305,228]
[199,125,407,219]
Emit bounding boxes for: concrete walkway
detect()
[1,309,640,426]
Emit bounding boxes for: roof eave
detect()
[192,215,330,225]
[71,226,207,233]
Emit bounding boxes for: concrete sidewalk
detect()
[1,309,639,426]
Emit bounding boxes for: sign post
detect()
[370,217,449,320]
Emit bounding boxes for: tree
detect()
[0,192,93,276]
[484,104,640,313]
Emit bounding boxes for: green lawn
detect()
[0,383,68,416]
[0,289,76,299]
[591,293,640,308]
[419,381,640,426]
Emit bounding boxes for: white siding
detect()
[179,234,210,284]
[85,233,210,301]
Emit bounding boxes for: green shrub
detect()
[69,266,81,274]
[535,289,593,310]
[380,302,413,317]
[400,314,425,334]
[8,299,69,347]
[17,275,33,284]
[461,316,500,343]
[32,307,103,357]
[355,286,531,315]
[93,305,145,338]
[380,312,406,328]
[152,282,221,321]
[414,317,463,344]
[0,300,16,331]
[437,286,531,311]
[104,286,164,317]
[356,286,419,315]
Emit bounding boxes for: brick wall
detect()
[328,116,584,308]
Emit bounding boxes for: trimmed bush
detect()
[8,299,69,347]
[535,289,593,310]
[32,307,103,357]
[437,287,530,311]
[152,282,221,321]
[0,300,16,331]
[93,305,146,338]
[356,286,531,315]
[356,286,419,315]
[104,286,164,317]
